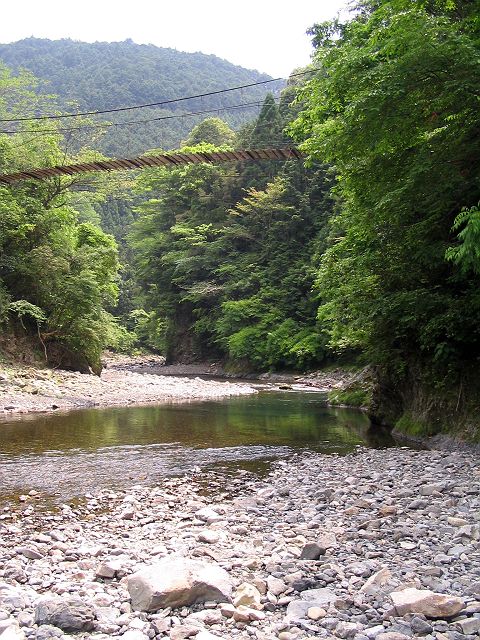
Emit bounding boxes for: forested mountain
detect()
[1,0,479,443]
[0,38,282,156]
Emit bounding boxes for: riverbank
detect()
[0,358,258,415]
[1,447,479,640]
[0,353,359,416]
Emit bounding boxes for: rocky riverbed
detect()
[1,447,479,640]
[0,360,257,415]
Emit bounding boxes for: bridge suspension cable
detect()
[0,146,304,185]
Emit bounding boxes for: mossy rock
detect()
[328,386,370,408]
[394,414,438,438]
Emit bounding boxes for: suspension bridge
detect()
[0,146,304,186]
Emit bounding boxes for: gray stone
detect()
[284,600,310,624]
[360,568,393,595]
[127,557,232,611]
[364,625,388,638]
[410,617,433,635]
[14,547,43,560]
[34,626,65,640]
[299,543,324,560]
[299,588,336,606]
[336,622,361,638]
[285,589,336,624]
[0,585,28,611]
[34,596,96,632]
[419,484,443,496]
[454,617,480,635]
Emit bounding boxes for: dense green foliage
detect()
[0,65,122,372]
[0,38,282,156]
[130,92,333,369]
[2,7,480,444]
[291,0,480,431]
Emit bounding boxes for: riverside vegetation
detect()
[1,0,480,443]
[0,4,480,640]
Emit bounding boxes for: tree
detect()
[182,118,235,147]
[236,93,287,191]
[291,0,480,428]
[130,107,334,369]
[130,142,237,360]
[0,63,121,372]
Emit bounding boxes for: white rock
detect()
[197,530,220,544]
[196,632,228,640]
[127,557,233,611]
[121,630,148,640]
[307,606,326,620]
[96,561,119,579]
[195,507,221,523]
[0,621,25,640]
[220,603,235,618]
[233,583,262,609]
[447,516,469,527]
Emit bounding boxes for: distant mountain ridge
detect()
[0,38,282,155]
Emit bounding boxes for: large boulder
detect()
[390,588,464,618]
[34,596,96,632]
[127,558,233,611]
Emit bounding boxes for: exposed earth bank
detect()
[0,448,479,640]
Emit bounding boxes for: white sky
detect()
[0,0,351,77]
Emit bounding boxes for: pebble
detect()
[0,448,478,640]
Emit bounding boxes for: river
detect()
[0,390,397,505]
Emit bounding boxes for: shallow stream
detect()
[0,391,397,504]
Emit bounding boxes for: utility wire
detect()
[0,98,280,135]
[0,69,316,124]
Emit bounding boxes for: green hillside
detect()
[0,38,282,156]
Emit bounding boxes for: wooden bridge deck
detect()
[0,147,303,186]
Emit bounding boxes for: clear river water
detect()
[0,390,398,505]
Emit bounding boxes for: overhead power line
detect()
[0,98,279,135]
[0,69,316,124]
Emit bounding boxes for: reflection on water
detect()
[0,391,396,502]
